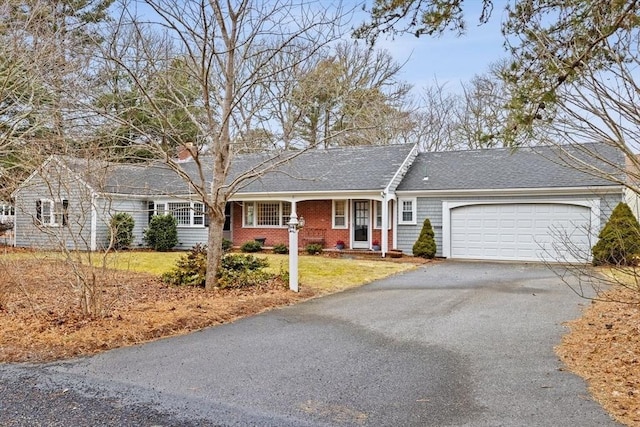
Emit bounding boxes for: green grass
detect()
[261,254,417,292]
[100,251,184,275]
[4,250,419,292]
[2,250,183,275]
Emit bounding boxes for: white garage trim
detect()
[442,199,600,261]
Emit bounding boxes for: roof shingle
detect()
[397,143,624,191]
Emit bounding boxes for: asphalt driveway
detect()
[0,261,620,426]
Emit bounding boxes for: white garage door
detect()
[450,203,592,262]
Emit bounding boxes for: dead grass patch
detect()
[557,286,640,426]
[0,251,421,363]
[0,258,315,363]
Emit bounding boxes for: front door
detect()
[353,200,370,249]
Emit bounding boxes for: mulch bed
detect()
[556,286,640,426]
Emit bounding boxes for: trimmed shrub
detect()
[273,243,289,254]
[217,254,273,289]
[241,240,263,253]
[592,202,640,266]
[109,212,135,250]
[413,218,437,259]
[222,238,233,252]
[162,244,208,287]
[220,253,269,272]
[143,214,178,251]
[306,243,323,255]
[162,249,275,289]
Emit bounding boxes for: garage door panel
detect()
[450,203,591,262]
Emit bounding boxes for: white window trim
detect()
[374,200,393,229]
[153,200,205,228]
[398,197,417,225]
[38,198,66,227]
[332,199,349,229]
[242,201,291,228]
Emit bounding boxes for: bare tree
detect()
[291,40,412,148]
[96,0,348,290]
[408,66,513,152]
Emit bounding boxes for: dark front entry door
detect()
[353,200,369,248]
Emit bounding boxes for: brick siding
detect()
[231,200,395,250]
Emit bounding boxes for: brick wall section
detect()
[231,202,289,246]
[231,200,396,250]
[299,200,348,248]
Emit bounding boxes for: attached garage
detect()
[443,201,599,262]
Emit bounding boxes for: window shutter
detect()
[62,200,69,226]
[204,211,210,227]
[148,201,154,223]
[36,200,42,223]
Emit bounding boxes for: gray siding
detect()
[397,198,443,256]
[397,192,624,256]
[175,226,209,249]
[94,197,149,249]
[14,166,94,250]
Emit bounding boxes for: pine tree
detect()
[413,218,437,259]
[592,202,640,266]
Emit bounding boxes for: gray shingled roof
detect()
[397,143,625,191]
[56,157,192,195]
[224,144,416,193]
[55,144,416,196]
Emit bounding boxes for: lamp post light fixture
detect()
[288,212,304,292]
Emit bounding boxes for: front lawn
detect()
[84,250,417,293]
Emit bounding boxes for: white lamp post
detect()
[288,211,304,292]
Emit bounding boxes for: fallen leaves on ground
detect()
[557,286,640,426]
[0,258,316,363]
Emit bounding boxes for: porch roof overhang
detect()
[228,190,387,202]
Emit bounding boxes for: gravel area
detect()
[0,366,215,427]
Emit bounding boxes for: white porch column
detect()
[288,201,299,292]
[381,194,389,257]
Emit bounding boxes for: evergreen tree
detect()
[592,202,640,266]
[413,218,436,259]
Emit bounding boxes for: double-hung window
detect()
[332,200,347,229]
[152,201,205,227]
[243,201,291,227]
[0,204,13,216]
[398,198,417,225]
[36,199,68,227]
